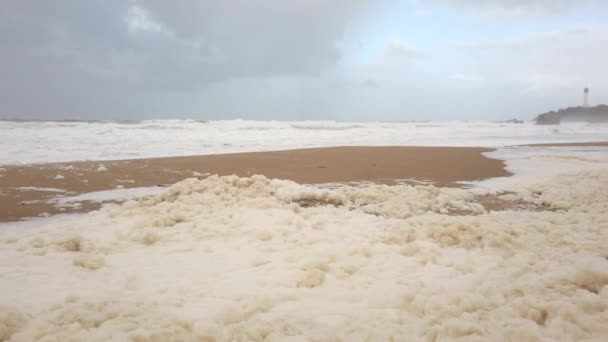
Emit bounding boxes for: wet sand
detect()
[0,146,509,222]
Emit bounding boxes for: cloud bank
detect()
[0,1,606,120]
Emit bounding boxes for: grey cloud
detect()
[0,0,366,118]
[1,0,606,121]
[141,1,360,72]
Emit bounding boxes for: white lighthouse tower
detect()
[584,88,590,107]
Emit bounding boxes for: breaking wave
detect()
[2,120,608,165]
[291,124,365,130]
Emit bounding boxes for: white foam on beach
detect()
[0,213,89,234]
[1,145,607,340]
[53,165,75,171]
[1,120,607,165]
[95,164,108,172]
[48,186,167,207]
[468,145,608,191]
[15,187,67,193]
[192,171,210,177]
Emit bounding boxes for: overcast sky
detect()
[1,0,606,121]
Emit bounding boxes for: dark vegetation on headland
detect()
[535,105,608,125]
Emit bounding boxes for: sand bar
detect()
[0,146,509,221]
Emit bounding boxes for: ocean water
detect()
[1,119,607,164]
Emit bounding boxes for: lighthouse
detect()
[584,88,589,107]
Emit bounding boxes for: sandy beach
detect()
[0,146,509,222]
